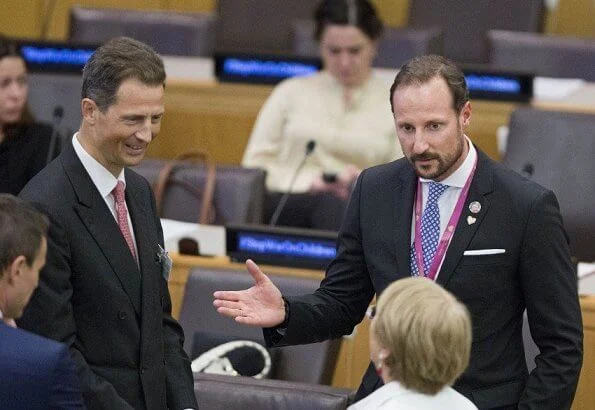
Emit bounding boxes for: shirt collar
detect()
[72,133,126,197]
[420,136,477,188]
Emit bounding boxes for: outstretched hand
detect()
[213,259,286,327]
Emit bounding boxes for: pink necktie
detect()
[112,181,137,262]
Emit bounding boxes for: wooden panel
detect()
[0,0,214,41]
[149,81,273,163]
[162,0,215,13]
[550,0,595,38]
[466,100,519,161]
[0,1,44,39]
[373,0,410,28]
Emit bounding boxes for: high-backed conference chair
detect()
[502,107,595,262]
[133,159,266,225]
[292,19,442,68]
[488,30,595,81]
[407,0,545,64]
[215,0,320,53]
[179,267,342,385]
[69,6,216,56]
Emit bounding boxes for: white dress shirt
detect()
[348,381,478,410]
[72,134,138,259]
[410,138,477,278]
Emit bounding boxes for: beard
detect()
[409,126,466,181]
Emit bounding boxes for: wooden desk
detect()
[168,252,595,405]
[150,80,517,164]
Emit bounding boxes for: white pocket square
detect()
[463,249,506,256]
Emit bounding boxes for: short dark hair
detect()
[0,194,49,275]
[81,36,166,112]
[314,0,384,42]
[389,55,469,114]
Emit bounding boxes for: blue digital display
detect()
[462,68,533,102]
[16,41,98,73]
[21,46,94,67]
[465,74,521,94]
[215,53,322,85]
[222,58,318,79]
[237,232,336,260]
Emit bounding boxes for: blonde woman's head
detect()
[369,277,472,395]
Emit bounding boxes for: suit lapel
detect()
[394,165,417,278]
[61,144,142,315]
[436,150,494,287]
[124,172,160,285]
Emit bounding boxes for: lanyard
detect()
[413,157,477,280]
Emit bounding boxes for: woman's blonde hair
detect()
[373,277,472,395]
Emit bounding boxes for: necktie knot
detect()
[427,182,448,204]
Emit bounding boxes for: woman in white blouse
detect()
[349,278,478,410]
[242,0,402,230]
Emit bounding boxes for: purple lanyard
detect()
[413,157,478,280]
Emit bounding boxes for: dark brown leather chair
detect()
[407,0,545,64]
[69,6,216,56]
[215,0,320,53]
[502,107,595,262]
[292,19,442,68]
[133,159,266,225]
[179,267,342,385]
[193,373,354,410]
[488,30,595,81]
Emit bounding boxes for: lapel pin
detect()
[469,201,481,214]
[467,216,477,225]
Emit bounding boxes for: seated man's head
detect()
[369,277,472,395]
[0,194,48,322]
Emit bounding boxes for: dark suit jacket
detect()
[18,143,197,410]
[266,149,583,409]
[0,322,84,409]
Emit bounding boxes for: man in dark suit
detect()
[214,55,583,409]
[18,37,198,410]
[0,194,84,409]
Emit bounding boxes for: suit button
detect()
[118,311,127,320]
[140,366,147,375]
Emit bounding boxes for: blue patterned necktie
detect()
[410,182,448,277]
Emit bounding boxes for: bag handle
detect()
[153,150,217,224]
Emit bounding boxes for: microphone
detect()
[269,140,316,226]
[46,106,64,166]
[522,163,534,178]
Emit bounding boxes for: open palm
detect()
[213,259,286,328]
